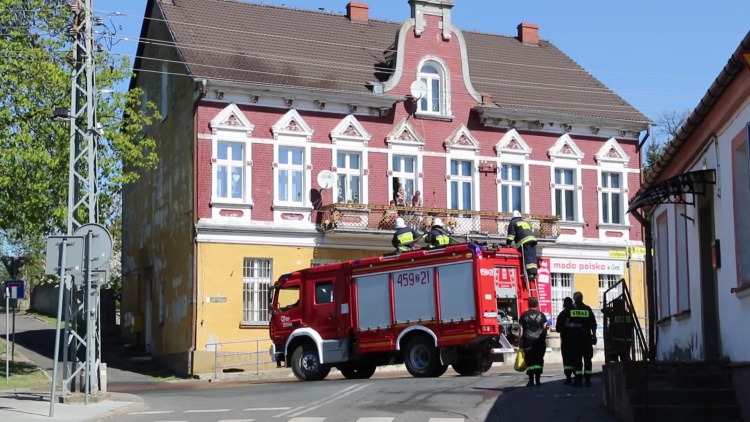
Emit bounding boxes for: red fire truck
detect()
[268,243,534,381]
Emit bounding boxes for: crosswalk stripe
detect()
[428,419,465,422]
[217,420,255,422]
[185,409,232,413]
[287,418,327,422]
[130,411,174,415]
[357,418,395,422]
[245,407,292,411]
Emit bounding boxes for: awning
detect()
[627,169,716,213]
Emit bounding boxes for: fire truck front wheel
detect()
[291,343,331,381]
[403,336,440,378]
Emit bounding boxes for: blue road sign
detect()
[3,280,25,300]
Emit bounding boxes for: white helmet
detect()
[512,210,522,218]
[394,217,406,229]
[433,218,443,227]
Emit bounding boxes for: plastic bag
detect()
[514,349,527,372]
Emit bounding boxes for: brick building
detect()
[123,0,650,375]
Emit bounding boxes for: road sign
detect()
[45,236,85,276]
[609,250,628,259]
[3,280,24,300]
[73,224,113,270]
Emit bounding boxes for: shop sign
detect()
[548,258,624,275]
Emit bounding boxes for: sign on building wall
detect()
[548,258,624,275]
[536,259,553,318]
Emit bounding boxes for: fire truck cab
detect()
[269,243,520,381]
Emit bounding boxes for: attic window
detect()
[418,62,446,115]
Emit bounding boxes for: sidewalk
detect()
[0,391,143,422]
[486,370,616,422]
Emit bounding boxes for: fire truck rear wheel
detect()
[432,364,449,377]
[291,343,330,381]
[339,362,377,379]
[403,336,440,378]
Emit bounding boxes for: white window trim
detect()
[415,56,452,118]
[333,150,366,205]
[212,141,251,206]
[209,104,255,211]
[445,156,479,211]
[498,162,528,214]
[495,129,532,214]
[331,115,370,205]
[389,152,422,204]
[272,110,314,212]
[598,169,630,228]
[242,257,273,326]
[550,165,582,224]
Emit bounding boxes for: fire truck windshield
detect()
[274,284,300,313]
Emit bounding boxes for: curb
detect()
[86,393,145,422]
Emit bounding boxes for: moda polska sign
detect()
[548,258,624,275]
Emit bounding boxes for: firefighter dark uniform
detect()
[425,218,453,249]
[391,217,422,252]
[520,298,547,387]
[506,211,538,279]
[603,298,633,363]
[569,293,597,387]
[555,297,576,384]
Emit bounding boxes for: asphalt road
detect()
[109,368,567,422]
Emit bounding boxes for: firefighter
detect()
[520,297,548,387]
[425,218,454,249]
[505,210,538,280]
[556,297,576,385]
[391,217,423,252]
[569,291,597,387]
[603,297,634,363]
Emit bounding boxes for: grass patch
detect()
[0,339,50,390]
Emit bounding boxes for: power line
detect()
[106,33,700,100]
[96,8,713,83]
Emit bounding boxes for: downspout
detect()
[188,79,206,376]
[631,210,656,360]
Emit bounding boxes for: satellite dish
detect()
[410,80,428,100]
[317,170,335,189]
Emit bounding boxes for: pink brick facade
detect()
[194,14,643,241]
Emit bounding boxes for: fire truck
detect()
[268,243,535,381]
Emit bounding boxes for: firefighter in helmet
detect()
[425,218,454,249]
[506,210,538,280]
[391,217,423,252]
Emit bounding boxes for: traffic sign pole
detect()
[5,288,9,386]
[50,239,68,417]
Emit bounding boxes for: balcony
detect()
[317,203,560,241]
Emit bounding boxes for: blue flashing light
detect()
[280,273,293,280]
[467,243,482,255]
[354,259,361,265]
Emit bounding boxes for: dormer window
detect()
[419,64,442,114]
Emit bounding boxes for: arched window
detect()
[418,63,444,114]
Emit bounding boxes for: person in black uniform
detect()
[556,297,576,385]
[425,218,454,249]
[520,297,548,387]
[603,297,634,363]
[570,291,597,387]
[506,210,538,280]
[391,217,422,252]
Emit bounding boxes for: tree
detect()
[642,109,691,175]
[0,1,159,263]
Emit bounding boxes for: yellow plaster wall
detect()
[192,243,383,374]
[572,273,599,307]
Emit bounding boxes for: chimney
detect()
[517,22,539,45]
[347,2,369,22]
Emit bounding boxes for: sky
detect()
[94,0,749,139]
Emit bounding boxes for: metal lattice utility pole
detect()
[50,0,106,414]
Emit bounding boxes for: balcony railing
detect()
[318,203,560,240]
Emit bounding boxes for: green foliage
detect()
[0,0,159,256]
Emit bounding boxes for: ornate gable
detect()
[271,109,313,141]
[595,137,629,165]
[330,114,371,145]
[444,124,479,153]
[548,133,584,163]
[386,118,425,149]
[494,129,532,159]
[210,103,254,137]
